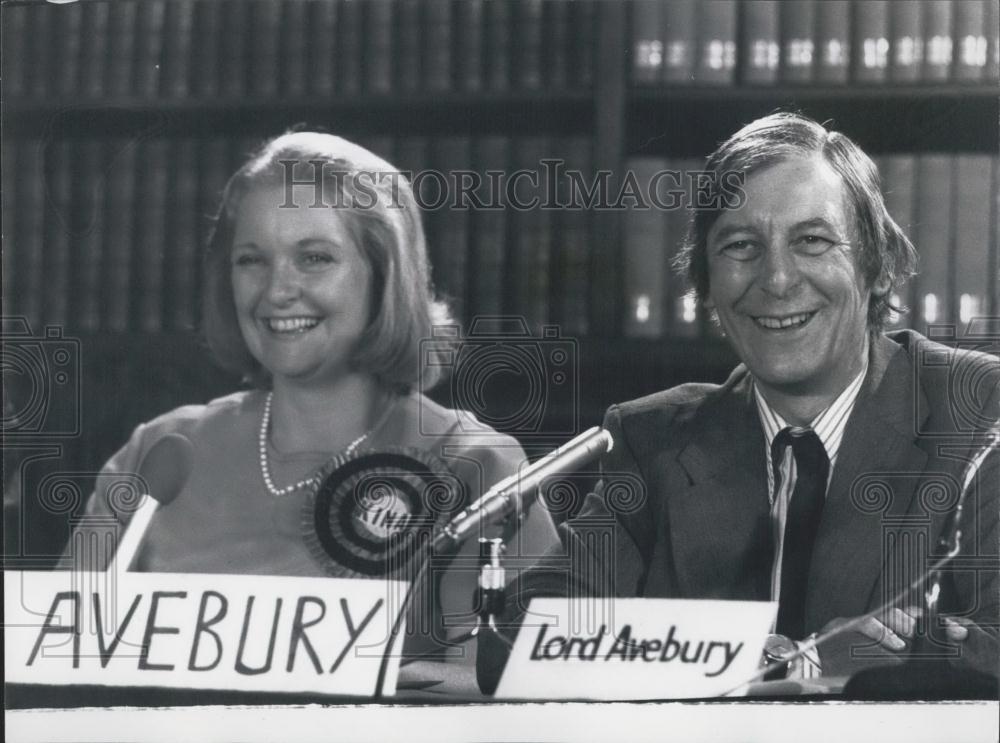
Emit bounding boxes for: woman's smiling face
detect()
[230,184,374,388]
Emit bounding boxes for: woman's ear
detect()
[871,273,891,298]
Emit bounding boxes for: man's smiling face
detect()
[705,154,886,403]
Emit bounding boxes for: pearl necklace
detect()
[258,391,370,498]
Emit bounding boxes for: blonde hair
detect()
[203,132,452,391]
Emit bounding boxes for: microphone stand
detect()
[374,427,613,698]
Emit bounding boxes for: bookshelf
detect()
[3,0,998,554]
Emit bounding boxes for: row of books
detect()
[2,0,596,102]
[622,154,999,340]
[632,0,1000,86]
[2,134,598,337]
[6,133,994,341]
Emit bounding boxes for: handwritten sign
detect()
[4,570,407,697]
[495,598,777,700]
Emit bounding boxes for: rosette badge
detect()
[305,448,466,578]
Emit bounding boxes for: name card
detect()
[4,570,407,697]
[495,598,777,700]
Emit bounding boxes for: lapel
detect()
[669,367,772,600]
[805,334,930,631]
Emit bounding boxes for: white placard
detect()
[495,598,777,700]
[4,570,408,697]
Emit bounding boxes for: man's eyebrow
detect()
[792,217,839,232]
[709,222,762,243]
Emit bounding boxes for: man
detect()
[483,113,999,689]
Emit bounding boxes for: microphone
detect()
[111,433,194,572]
[437,426,614,549]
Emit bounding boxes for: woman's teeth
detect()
[754,312,813,330]
[267,317,320,333]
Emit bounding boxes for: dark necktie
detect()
[772,428,830,638]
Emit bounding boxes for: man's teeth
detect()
[755,312,812,330]
[267,317,320,332]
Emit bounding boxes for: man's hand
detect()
[820,606,971,652]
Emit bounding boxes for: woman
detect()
[70,132,558,661]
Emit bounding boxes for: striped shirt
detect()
[752,363,867,676]
[752,362,868,605]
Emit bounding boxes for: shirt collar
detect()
[753,358,869,468]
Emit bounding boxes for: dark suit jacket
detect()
[498,330,999,680]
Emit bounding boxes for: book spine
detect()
[623,156,669,338]
[544,0,570,89]
[250,0,281,98]
[470,136,510,320]
[693,0,737,85]
[198,138,233,292]
[508,137,553,331]
[365,0,394,95]
[515,0,545,90]
[220,0,249,98]
[993,155,1000,316]
[280,0,309,99]
[780,0,816,83]
[75,140,108,334]
[53,1,84,99]
[2,4,28,99]
[484,0,512,91]
[43,140,75,329]
[570,0,596,88]
[853,0,890,84]
[395,0,422,94]
[922,0,954,82]
[162,0,194,99]
[193,0,222,98]
[662,0,697,84]
[136,139,170,333]
[740,0,780,85]
[104,139,138,332]
[17,140,46,330]
[423,0,453,92]
[107,1,139,98]
[667,158,700,339]
[337,0,363,96]
[551,136,592,337]
[308,0,338,97]
[914,155,954,330]
[1,140,16,318]
[632,0,665,85]
[954,0,989,82]
[878,154,918,328]
[987,0,1000,82]
[456,0,485,92]
[135,0,166,98]
[430,137,473,322]
[889,0,924,83]
[953,155,993,326]
[815,0,851,83]
[169,139,201,332]
[27,3,54,100]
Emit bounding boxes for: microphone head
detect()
[137,433,194,507]
[304,448,465,578]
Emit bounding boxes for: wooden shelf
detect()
[628,86,999,156]
[3,94,596,139]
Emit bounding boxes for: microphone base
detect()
[842,659,999,701]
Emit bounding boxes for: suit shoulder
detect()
[888,329,1000,427]
[606,366,751,459]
